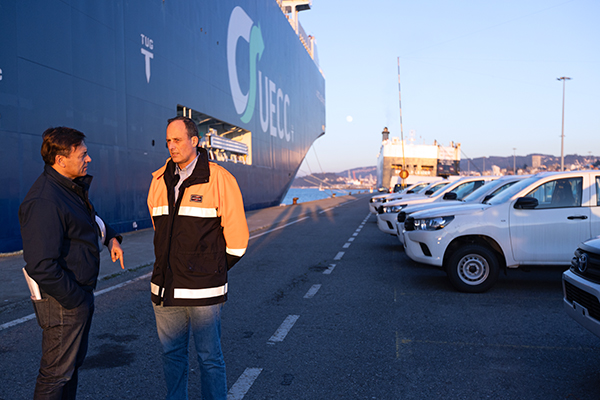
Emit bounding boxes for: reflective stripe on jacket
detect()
[147,148,249,307]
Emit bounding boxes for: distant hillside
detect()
[292,166,376,187]
[338,166,377,180]
[293,154,600,188]
[461,153,599,173]
[292,173,343,187]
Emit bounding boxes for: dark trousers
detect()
[31,292,94,400]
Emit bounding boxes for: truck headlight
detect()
[413,216,454,231]
[383,204,406,213]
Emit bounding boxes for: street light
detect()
[557,77,571,171]
[513,148,516,174]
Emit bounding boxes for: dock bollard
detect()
[292,197,299,205]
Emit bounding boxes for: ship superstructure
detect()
[376,128,461,189]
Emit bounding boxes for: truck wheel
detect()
[446,245,500,293]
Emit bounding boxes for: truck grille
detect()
[404,216,415,231]
[571,249,600,284]
[397,212,407,223]
[564,280,600,321]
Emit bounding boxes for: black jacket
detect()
[148,149,249,307]
[19,164,120,309]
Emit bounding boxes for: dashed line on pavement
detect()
[323,264,336,274]
[268,315,300,345]
[303,284,321,299]
[228,207,371,397]
[228,368,263,400]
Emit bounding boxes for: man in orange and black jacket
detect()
[147,116,248,400]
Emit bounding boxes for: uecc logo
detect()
[227,6,292,142]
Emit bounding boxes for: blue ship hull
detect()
[0,0,326,252]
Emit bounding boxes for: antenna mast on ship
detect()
[397,57,407,186]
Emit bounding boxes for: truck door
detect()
[592,175,600,237]
[509,176,590,264]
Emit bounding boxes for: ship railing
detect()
[276,0,318,67]
[200,134,248,165]
[205,148,248,165]
[297,25,318,67]
[297,23,310,52]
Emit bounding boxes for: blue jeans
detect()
[153,303,227,400]
[32,291,94,400]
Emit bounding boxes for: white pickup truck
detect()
[368,180,448,214]
[403,170,600,292]
[376,176,497,235]
[395,175,527,245]
[563,236,600,339]
[368,181,431,214]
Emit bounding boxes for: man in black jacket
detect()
[19,126,124,400]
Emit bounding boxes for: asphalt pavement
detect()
[2,191,599,400]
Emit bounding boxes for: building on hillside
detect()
[376,127,461,189]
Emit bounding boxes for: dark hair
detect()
[41,127,86,165]
[167,116,199,139]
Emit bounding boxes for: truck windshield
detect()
[487,176,540,205]
[462,180,496,202]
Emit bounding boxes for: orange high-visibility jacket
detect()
[147,149,248,306]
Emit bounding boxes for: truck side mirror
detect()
[443,192,458,200]
[514,197,539,209]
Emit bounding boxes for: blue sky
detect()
[296,0,599,175]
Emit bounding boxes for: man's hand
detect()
[108,238,125,269]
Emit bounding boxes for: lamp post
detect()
[513,148,516,174]
[557,77,571,171]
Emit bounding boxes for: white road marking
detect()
[324,264,336,274]
[343,242,351,248]
[0,272,153,332]
[334,252,344,260]
[319,207,337,214]
[95,272,152,296]
[268,315,299,344]
[303,284,321,299]
[0,314,36,331]
[348,237,355,242]
[352,232,359,237]
[227,368,263,400]
[249,217,310,240]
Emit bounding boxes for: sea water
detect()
[281,187,353,205]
